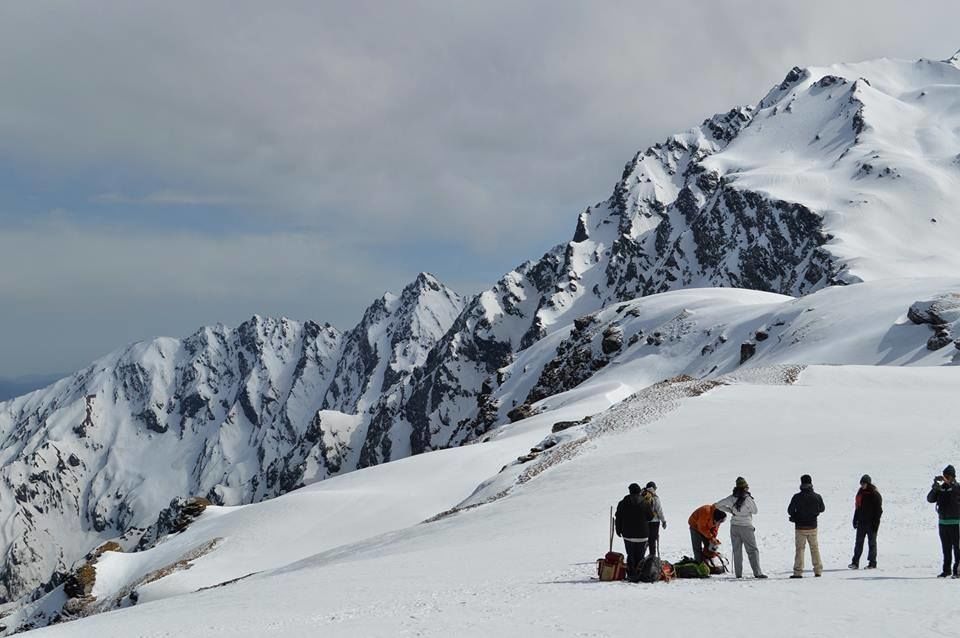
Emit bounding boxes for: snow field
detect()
[24,364,960,637]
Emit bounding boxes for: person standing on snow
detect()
[848,474,882,570]
[642,481,666,558]
[715,477,767,579]
[688,503,726,563]
[788,474,825,578]
[615,483,654,582]
[927,465,960,578]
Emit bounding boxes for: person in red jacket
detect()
[689,504,727,562]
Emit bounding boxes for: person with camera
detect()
[715,476,767,579]
[927,465,960,578]
[848,474,882,570]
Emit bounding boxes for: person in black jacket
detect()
[788,474,825,578]
[615,483,654,582]
[927,464,960,578]
[848,474,882,569]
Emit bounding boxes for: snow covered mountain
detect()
[1,51,960,620]
[5,278,960,636]
[365,53,960,455]
[0,274,463,601]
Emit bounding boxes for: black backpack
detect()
[636,556,663,583]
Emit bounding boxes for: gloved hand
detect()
[661,521,667,529]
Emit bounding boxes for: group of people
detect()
[614,466,960,581]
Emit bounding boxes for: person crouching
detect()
[688,503,727,563]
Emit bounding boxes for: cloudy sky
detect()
[2,1,959,380]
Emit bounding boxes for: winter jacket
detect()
[716,492,758,527]
[688,504,722,544]
[927,479,960,521]
[643,489,666,524]
[853,484,882,530]
[788,485,825,529]
[615,494,654,540]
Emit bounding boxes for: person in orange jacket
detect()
[689,504,727,562]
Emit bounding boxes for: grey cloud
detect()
[2,0,960,377]
[91,191,244,206]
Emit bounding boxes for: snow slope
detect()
[6,277,960,635]
[16,363,960,637]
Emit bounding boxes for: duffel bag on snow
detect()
[636,556,663,583]
[597,551,626,581]
[673,556,710,578]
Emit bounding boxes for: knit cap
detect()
[860,474,871,485]
[628,483,642,495]
[800,474,813,486]
[735,476,749,490]
[944,465,956,478]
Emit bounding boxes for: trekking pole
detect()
[608,506,614,553]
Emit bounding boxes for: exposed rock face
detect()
[136,497,210,551]
[909,294,960,325]
[909,294,960,351]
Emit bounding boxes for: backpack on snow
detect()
[673,556,710,578]
[597,506,626,581]
[636,556,663,583]
[705,553,729,575]
[660,560,675,582]
[598,551,627,581]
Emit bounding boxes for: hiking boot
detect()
[865,563,877,570]
[814,573,822,577]
[789,574,802,579]
[755,574,768,579]
[848,563,859,569]
[937,571,950,578]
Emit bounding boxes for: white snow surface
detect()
[18,363,960,637]
[9,275,960,637]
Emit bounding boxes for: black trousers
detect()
[644,522,660,558]
[852,525,877,566]
[939,524,960,573]
[623,539,648,580]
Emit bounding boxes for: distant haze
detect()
[2,0,959,378]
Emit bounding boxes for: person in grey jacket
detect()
[715,477,767,579]
[642,481,667,558]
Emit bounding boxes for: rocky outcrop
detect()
[909,294,960,351]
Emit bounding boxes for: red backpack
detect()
[597,506,627,581]
[597,551,627,581]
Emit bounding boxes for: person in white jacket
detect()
[641,481,667,558]
[715,477,767,579]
